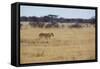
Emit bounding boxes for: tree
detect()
[28,16,38,22]
[47,14,58,24]
[20,16,28,21]
[90,16,95,24]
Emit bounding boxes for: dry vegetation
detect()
[20,23,95,64]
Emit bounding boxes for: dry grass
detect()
[20,23,95,64]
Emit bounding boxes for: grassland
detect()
[20,23,95,64]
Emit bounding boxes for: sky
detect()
[20,5,95,19]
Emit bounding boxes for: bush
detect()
[69,23,82,28]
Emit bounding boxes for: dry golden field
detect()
[20,23,95,64]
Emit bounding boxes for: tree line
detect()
[20,14,95,24]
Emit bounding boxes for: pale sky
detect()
[20,5,95,19]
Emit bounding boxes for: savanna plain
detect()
[20,23,95,64]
